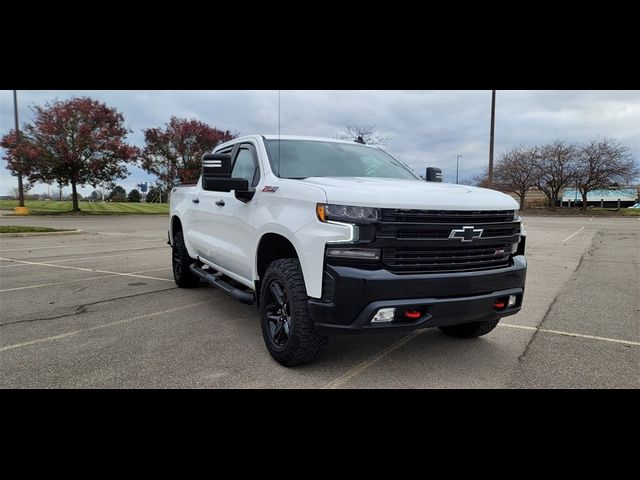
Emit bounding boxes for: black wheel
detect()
[260,258,327,367]
[172,231,200,288]
[439,319,500,338]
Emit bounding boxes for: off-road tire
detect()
[439,319,500,338]
[260,258,327,367]
[172,232,200,288]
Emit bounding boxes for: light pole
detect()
[488,90,496,188]
[13,90,25,208]
[456,155,462,184]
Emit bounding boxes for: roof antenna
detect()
[355,135,365,144]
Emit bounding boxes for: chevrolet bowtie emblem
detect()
[449,226,484,242]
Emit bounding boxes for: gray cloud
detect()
[1,90,638,195]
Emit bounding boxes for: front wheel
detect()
[438,319,500,338]
[260,258,327,367]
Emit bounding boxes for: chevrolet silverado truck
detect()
[169,135,527,366]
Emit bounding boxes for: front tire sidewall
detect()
[259,259,326,367]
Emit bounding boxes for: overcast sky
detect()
[0,90,638,196]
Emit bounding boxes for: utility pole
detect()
[13,90,25,208]
[456,155,462,184]
[488,90,496,188]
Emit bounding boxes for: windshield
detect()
[264,139,419,180]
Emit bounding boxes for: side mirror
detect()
[201,153,255,202]
[425,167,442,182]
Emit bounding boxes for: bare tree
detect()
[337,124,393,146]
[492,146,539,209]
[473,166,490,188]
[533,140,578,209]
[575,137,639,210]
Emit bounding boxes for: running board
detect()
[189,263,255,305]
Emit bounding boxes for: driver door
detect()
[198,142,261,282]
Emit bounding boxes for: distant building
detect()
[503,186,639,208]
[562,188,638,207]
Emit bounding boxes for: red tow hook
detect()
[404,310,422,319]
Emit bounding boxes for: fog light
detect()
[508,295,517,307]
[371,307,395,323]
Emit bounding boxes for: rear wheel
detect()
[172,232,200,288]
[260,258,327,367]
[439,319,500,338]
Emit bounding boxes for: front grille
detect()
[382,243,512,273]
[374,209,520,274]
[381,209,515,224]
[379,225,519,240]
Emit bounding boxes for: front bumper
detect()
[308,255,527,335]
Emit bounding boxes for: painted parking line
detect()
[562,227,585,243]
[0,256,174,284]
[0,268,171,293]
[0,248,168,269]
[323,322,639,389]
[0,300,216,353]
[0,238,165,253]
[323,330,427,389]
[499,323,640,347]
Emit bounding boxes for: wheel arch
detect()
[255,233,300,303]
[170,215,183,242]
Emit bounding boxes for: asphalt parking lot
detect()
[0,214,638,388]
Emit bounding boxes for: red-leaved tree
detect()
[140,117,236,188]
[1,129,39,207]
[24,97,139,212]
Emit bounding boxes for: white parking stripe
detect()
[0,300,216,353]
[0,268,171,293]
[562,227,585,243]
[0,256,174,284]
[499,323,640,346]
[0,238,165,253]
[0,249,168,269]
[322,322,639,389]
[323,330,427,389]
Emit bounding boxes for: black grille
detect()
[382,243,512,273]
[373,209,520,273]
[381,209,515,224]
[382,225,518,240]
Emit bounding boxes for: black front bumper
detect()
[309,255,527,335]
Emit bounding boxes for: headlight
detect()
[316,204,379,223]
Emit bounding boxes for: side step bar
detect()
[189,263,255,305]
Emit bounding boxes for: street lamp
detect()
[456,155,462,184]
[488,90,496,188]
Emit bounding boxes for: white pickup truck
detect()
[169,135,527,366]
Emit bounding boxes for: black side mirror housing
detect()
[202,153,233,180]
[426,167,442,182]
[201,152,256,202]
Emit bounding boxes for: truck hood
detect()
[301,177,519,211]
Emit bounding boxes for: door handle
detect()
[215,200,226,207]
[192,198,200,204]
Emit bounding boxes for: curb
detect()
[0,229,83,237]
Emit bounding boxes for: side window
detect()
[232,147,259,186]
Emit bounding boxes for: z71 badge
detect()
[262,186,279,193]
